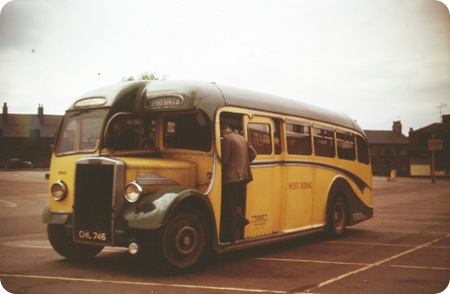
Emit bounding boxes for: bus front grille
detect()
[73,164,114,245]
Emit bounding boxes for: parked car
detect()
[4,158,33,169]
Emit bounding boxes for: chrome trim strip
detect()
[217,226,325,253]
[136,173,179,186]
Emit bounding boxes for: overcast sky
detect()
[0,0,449,134]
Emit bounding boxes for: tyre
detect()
[326,195,347,237]
[47,224,104,260]
[152,212,206,273]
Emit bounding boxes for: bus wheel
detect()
[327,196,347,238]
[156,212,206,273]
[47,224,104,260]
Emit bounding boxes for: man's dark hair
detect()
[220,121,230,130]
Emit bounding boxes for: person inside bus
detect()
[108,117,139,150]
[220,121,257,243]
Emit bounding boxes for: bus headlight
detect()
[51,180,67,201]
[125,181,142,203]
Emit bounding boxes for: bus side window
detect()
[286,123,312,155]
[248,123,272,155]
[357,135,370,164]
[313,127,335,158]
[337,131,356,160]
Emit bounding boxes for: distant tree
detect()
[121,71,167,82]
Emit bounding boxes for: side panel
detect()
[245,164,283,237]
[283,163,314,231]
[311,163,337,227]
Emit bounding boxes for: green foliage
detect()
[121,72,167,82]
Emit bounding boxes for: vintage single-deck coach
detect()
[43,80,373,272]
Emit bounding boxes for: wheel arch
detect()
[326,177,353,226]
[124,188,216,238]
[165,192,217,251]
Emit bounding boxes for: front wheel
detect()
[326,195,348,238]
[47,224,104,260]
[151,212,206,273]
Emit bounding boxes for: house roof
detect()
[365,130,409,145]
[0,114,62,138]
[410,122,450,134]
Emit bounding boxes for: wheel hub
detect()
[175,226,198,255]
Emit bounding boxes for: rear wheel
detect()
[326,195,347,237]
[152,212,206,273]
[47,224,104,260]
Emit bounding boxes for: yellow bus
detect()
[43,80,373,272]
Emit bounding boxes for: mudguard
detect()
[327,177,373,225]
[121,187,211,230]
[42,204,69,224]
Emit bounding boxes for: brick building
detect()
[0,103,62,168]
[365,121,409,176]
[409,115,450,177]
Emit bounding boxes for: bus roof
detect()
[70,80,363,134]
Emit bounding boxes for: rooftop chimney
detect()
[443,114,450,124]
[38,104,44,123]
[392,121,402,134]
[2,102,8,123]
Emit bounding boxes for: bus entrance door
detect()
[245,117,282,238]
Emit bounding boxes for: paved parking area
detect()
[0,172,449,293]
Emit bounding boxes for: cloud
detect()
[0,0,448,134]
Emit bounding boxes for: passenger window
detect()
[164,113,211,152]
[220,112,244,135]
[337,132,356,160]
[313,127,335,157]
[357,135,370,164]
[107,116,140,151]
[107,115,156,151]
[248,123,272,155]
[286,123,312,155]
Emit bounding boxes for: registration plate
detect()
[77,230,109,242]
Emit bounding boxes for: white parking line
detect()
[253,257,368,267]
[0,273,291,294]
[351,228,450,235]
[330,239,450,249]
[3,236,449,293]
[304,233,450,293]
[22,245,126,253]
[11,242,450,272]
[0,199,17,208]
[252,256,450,271]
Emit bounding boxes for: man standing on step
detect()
[220,121,257,243]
